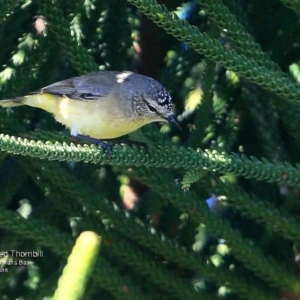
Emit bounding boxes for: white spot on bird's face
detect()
[155,90,172,111]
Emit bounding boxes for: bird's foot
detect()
[76,135,150,154]
[76,134,113,154]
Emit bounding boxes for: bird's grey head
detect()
[118,72,181,129]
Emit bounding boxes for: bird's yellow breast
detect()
[23,94,144,139]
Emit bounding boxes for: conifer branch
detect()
[129,167,300,291]
[214,182,300,243]
[15,157,271,299]
[198,0,300,145]
[279,0,300,14]
[188,59,215,148]
[36,0,98,73]
[127,0,300,105]
[1,134,300,186]
[198,0,284,74]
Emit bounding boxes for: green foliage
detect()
[1,0,300,299]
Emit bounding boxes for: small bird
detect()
[0,71,181,151]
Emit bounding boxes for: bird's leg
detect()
[76,134,113,154]
[75,134,150,153]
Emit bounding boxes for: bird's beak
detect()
[165,115,182,131]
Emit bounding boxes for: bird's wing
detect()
[29,72,119,100]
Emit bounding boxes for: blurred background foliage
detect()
[1,0,300,299]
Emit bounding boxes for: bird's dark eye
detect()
[148,105,157,113]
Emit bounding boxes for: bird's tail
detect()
[0,97,25,108]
